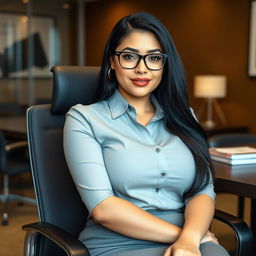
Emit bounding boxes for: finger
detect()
[213,237,219,244]
[163,246,171,256]
[210,233,219,242]
[208,232,219,244]
[209,236,219,244]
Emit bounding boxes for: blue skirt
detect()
[79,209,229,256]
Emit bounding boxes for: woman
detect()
[64,12,230,256]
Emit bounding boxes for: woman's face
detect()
[110,30,164,101]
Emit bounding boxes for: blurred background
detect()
[1,0,255,130]
[0,0,255,255]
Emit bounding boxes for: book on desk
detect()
[209,146,256,165]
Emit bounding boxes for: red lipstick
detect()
[131,78,150,87]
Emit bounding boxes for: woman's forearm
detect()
[92,196,182,243]
[179,194,215,244]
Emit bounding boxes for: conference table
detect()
[214,160,256,240]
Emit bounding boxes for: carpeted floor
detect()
[0,174,251,256]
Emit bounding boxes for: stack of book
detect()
[209,146,256,165]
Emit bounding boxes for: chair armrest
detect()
[214,209,254,256]
[22,222,89,256]
[23,212,253,256]
[5,140,28,152]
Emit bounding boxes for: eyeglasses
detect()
[114,51,167,71]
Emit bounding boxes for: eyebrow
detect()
[121,47,162,53]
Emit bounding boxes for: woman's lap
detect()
[83,211,230,256]
[104,242,230,256]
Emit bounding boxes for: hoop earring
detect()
[108,68,112,80]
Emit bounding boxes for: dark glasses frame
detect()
[114,51,168,71]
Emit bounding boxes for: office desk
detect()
[214,161,256,239]
[0,116,27,140]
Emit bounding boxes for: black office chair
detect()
[209,133,256,219]
[22,66,254,256]
[0,131,36,225]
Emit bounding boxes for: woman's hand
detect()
[163,239,200,256]
[162,231,219,256]
[200,231,219,244]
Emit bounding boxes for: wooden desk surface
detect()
[213,142,256,199]
[0,116,27,140]
[214,161,256,198]
[214,160,256,240]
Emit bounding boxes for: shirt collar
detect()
[150,94,165,121]
[108,90,129,119]
[108,89,164,120]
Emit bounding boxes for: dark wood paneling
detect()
[86,0,256,132]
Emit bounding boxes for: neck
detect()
[118,88,155,114]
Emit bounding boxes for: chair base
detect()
[0,193,36,225]
[2,213,8,225]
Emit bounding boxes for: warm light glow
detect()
[22,0,29,4]
[21,16,28,23]
[63,3,70,10]
[194,75,227,98]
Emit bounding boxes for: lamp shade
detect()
[194,75,227,98]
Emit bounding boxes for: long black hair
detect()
[96,12,214,198]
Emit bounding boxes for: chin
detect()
[130,90,152,98]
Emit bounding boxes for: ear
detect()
[109,56,115,70]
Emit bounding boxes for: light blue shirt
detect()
[63,90,215,215]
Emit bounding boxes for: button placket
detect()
[153,145,166,198]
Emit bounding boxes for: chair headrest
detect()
[51,66,100,115]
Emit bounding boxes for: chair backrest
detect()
[27,66,100,255]
[208,133,256,147]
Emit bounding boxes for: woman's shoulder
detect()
[66,100,109,120]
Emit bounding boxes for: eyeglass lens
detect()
[119,52,165,70]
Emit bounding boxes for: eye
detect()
[150,55,163,62]
[121,53,137,61]
[148,55,163,62]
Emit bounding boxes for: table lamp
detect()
[194,75,227,128]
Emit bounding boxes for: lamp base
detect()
[202,120,216,129]
[197,98,227,129]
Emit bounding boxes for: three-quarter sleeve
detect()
[63,106,114,214]
[184,178,216,205]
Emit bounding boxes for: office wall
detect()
[86,0,256,132]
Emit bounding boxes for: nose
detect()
[135,58,148,74]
